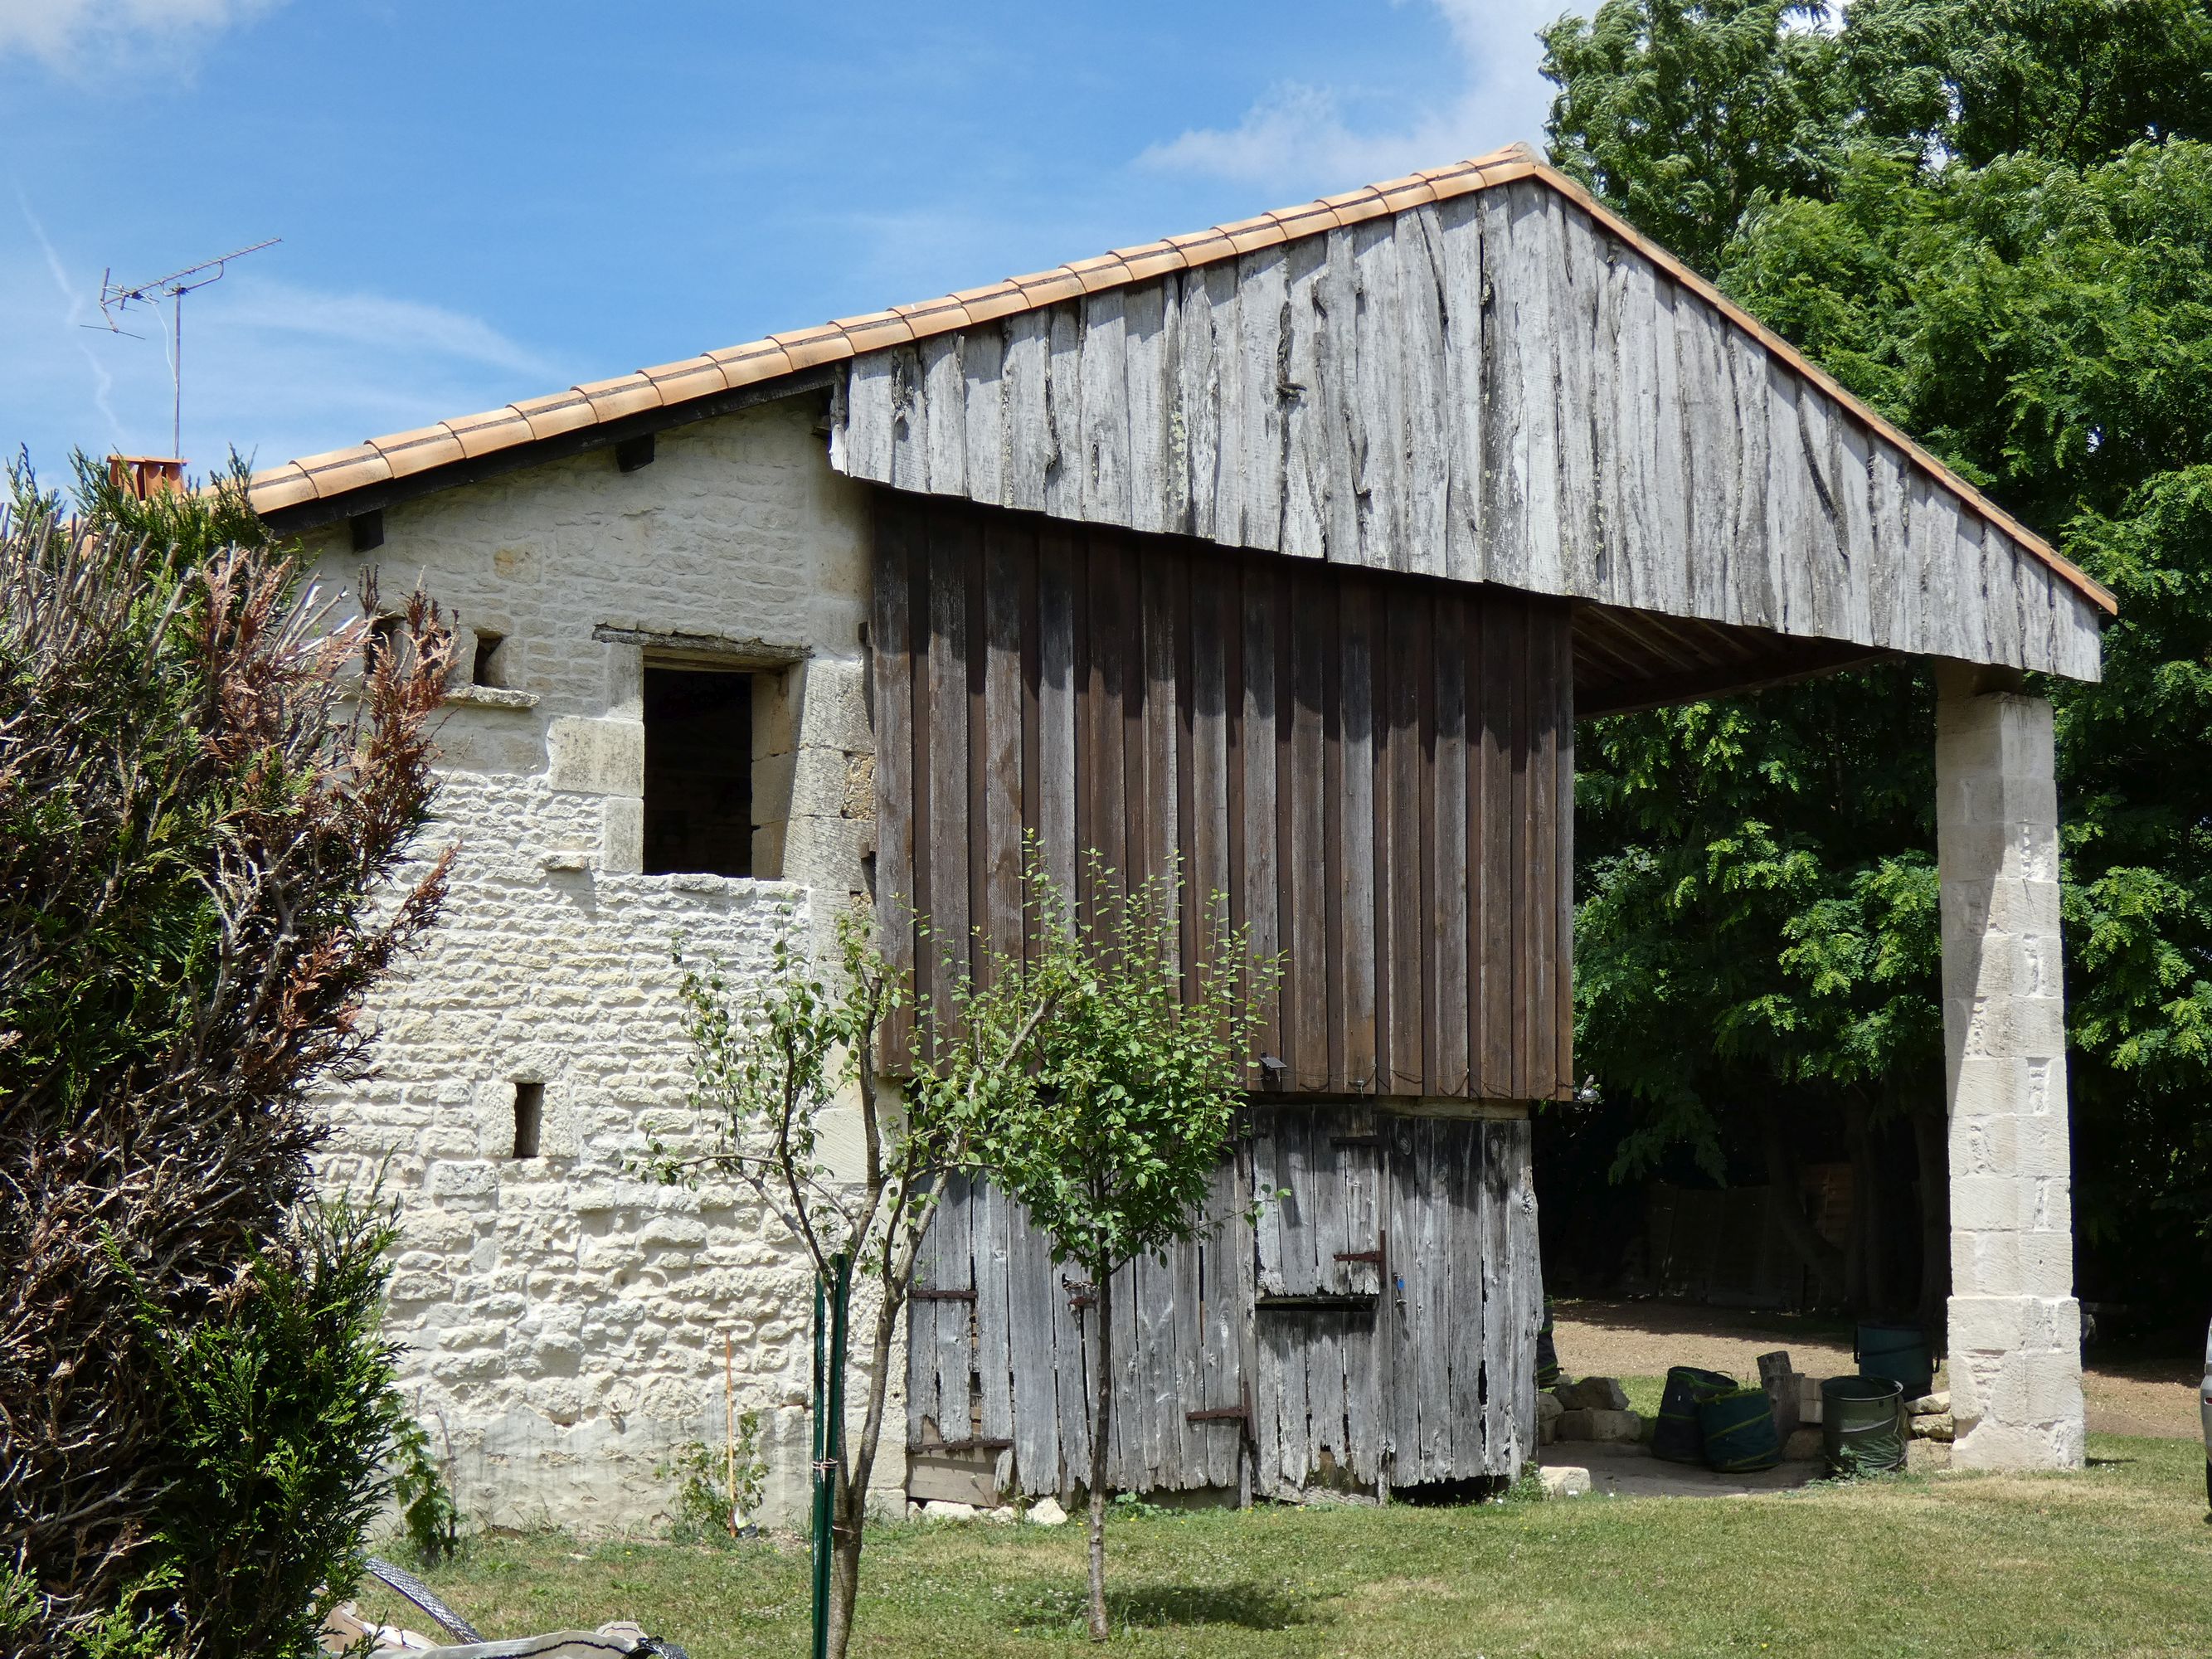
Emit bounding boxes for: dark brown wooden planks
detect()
[870,491,1574,1100]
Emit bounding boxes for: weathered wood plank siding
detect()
[910,1106,1540,1498]
[834,180,2102,683]
[873,491,1576,1100]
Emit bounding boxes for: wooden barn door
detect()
[908,1162,1251,1501]
[1251,1107,1388,1496]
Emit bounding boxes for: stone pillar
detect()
[1934,664,2084,1471]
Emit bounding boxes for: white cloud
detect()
[0,0,284,70]
[1140,0,1562,195]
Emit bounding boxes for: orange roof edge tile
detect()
[242,143,2110,618]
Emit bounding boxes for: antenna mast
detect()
[93,237,279,460]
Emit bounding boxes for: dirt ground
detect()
[1552,1297,2204,1440]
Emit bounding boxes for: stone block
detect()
[2016,1232,2074,1297]
[1952,1175,2025,1233]
[545,716,644,795]
[1904,1390,1950,1416]
[1027,1496,1069,1526]
[921,1500,977,1521]
[1907,1439,1953,1473]
[1953,1230,2021,1298]
[1557,1408,1642,1443]
[1782,1428,1823,1462]
[2023,1350,2084,1423]
[1908,1412,1956,1443]
[1539,1465,1591,1498]
[1558,1376,1631,1412]
[601,795,644,873]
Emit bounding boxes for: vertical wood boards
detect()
[872,491,1576,1102]
[914,1105,1541,1497]
[833,182,2104,684]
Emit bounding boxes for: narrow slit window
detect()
[471,630,508,688]
[365,615,404,674]
[511,1081,543,1159]
[643,665,752,877]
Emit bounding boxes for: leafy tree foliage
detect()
[973,855,1271,1642]
[0,455,455,1653]
[1543,2,2212,1315]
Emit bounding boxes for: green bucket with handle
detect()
[1698,1386,1782,1472]
[1822,1374,1906,1476]
[1854,1322,1932,1399]
[1654,1366,1734,1464]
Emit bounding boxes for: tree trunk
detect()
[1758,1100,1844,1291]
[827,1486,863,1659]
[1843,1099,1888,1316]
[1913,1105,1950,1352]
[1087,1266,1114,1643]
[824,1277,903,1659]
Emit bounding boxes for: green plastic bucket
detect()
[1698,1386,1781,1472]
[1654,1366,1734,1464]
[1855,1322,1932,1399]
[1822,1374,1905,1476]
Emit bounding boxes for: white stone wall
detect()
[304,397,902,1533]
[1934,665,2085,1471]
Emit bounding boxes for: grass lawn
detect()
[358,1433,2212,1657]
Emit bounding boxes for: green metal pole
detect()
[809,1254,851,1659]
[810,1270,831,1659]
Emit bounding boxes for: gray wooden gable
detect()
[830,178,2104,684]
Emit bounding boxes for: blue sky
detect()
[2,2,1563,474]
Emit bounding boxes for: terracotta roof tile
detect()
[241,137,2111,618]
[1062,254,1131,294]
[642,356,730,402]
[1266,202,1340,240]
[892,295,972,338]
[1108,242,1189,284]
[1374,177,1441,212]
[770,325,856,372]
[575,374,664,422]
[707,341,795,383]
[1162,227,1235,260]
[510,390,598,442]
[376,423,468,480]
[298,445,394,499]
[250,463,317,512]
[831,311,915,355]
[950,282,1027,324]
[446,406,537,459]
[1008,269,1086,307]
[1216,215,1286,255]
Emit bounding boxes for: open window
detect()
[642,664,754,877]
[470,629,508,688]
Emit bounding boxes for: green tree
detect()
[0,455,454,1653]
[973,855,1271,1643]
[1543,2,2212,1315]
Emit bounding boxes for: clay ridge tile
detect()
[375,423,468,480]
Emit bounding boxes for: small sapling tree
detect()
[976,854,1272,1642]
[654,911,1047,1659]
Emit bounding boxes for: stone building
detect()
[255,142,2107,1530]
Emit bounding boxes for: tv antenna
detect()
[91,237,280,460]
